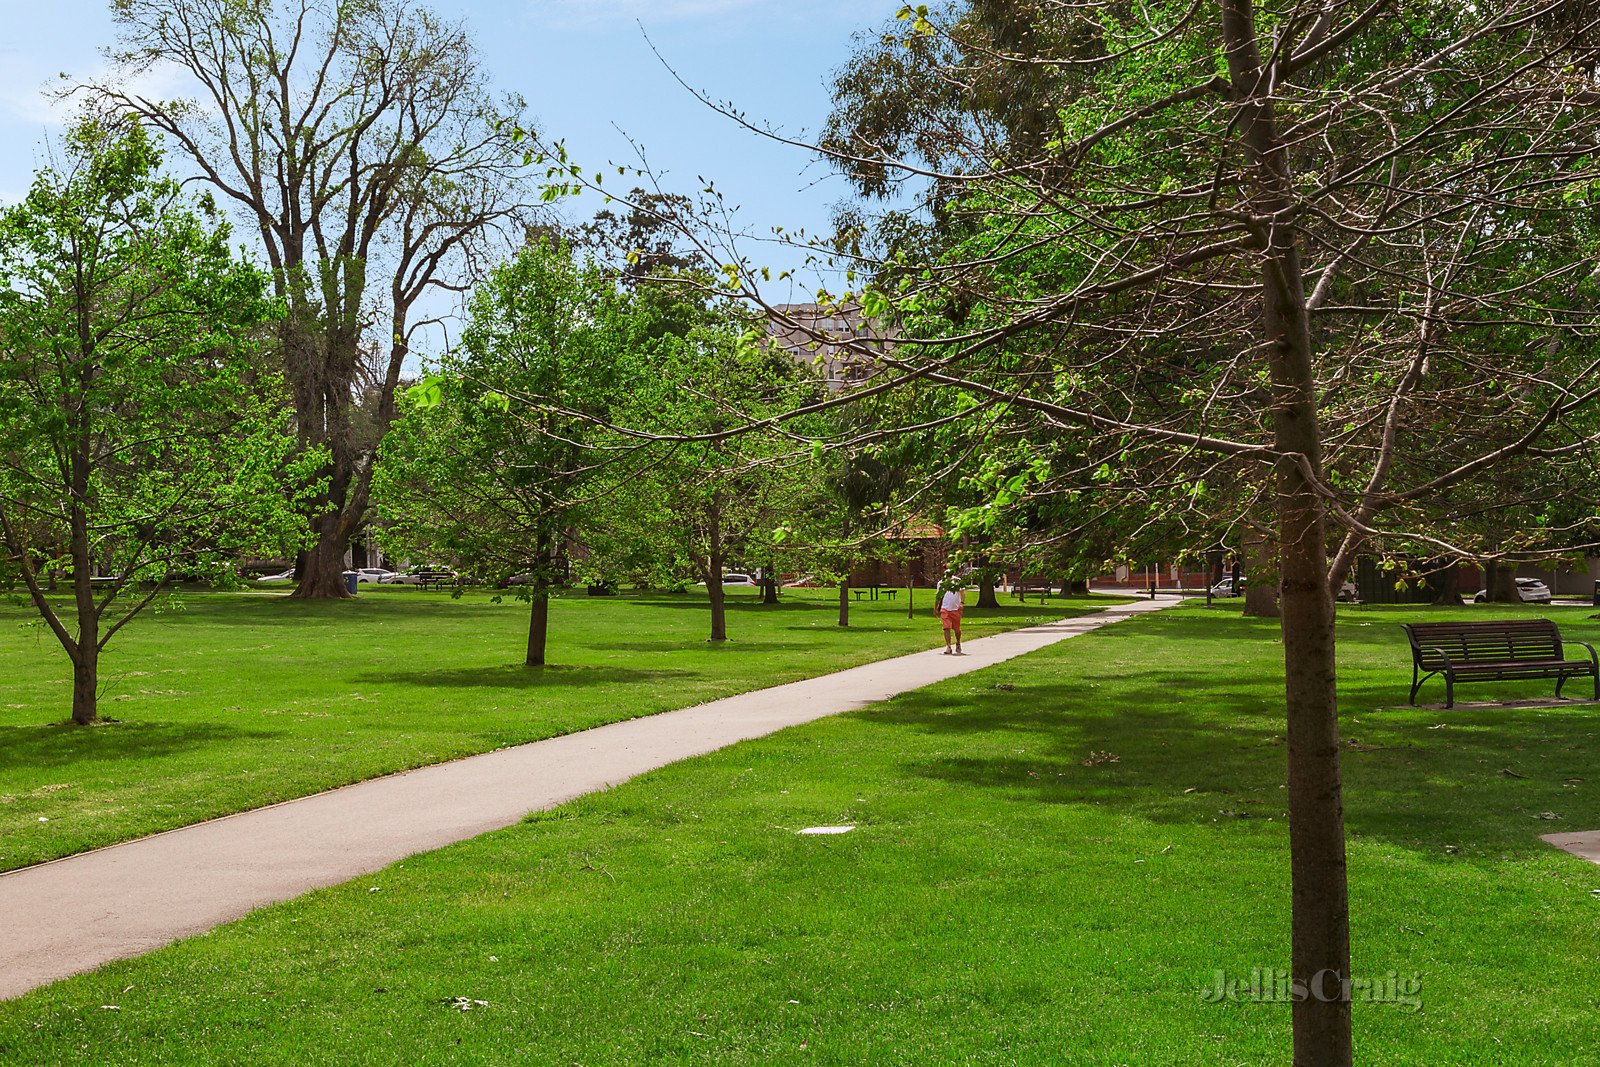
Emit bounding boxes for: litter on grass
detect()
[797,826,855,835]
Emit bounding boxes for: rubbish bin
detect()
[345,573,360,595]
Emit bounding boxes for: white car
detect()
[1474,578,1552,604]
[351,567,395,584]
[255,569,296,584]
[1209,577,1356,601]
[696,573,757,587]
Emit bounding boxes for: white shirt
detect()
[940,589,963,611]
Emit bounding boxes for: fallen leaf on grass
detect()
[1533,812,1563,820]
[442,997,489,1012]
[1081,751,1120,767]
[1499,768,1530,779]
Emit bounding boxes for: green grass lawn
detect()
[0,585,1095,872]
[3,600,1596,1063]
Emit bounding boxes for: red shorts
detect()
[940,608,963,629]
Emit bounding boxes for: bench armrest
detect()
[1416,644,1457,675]
[1574,641,1600,671]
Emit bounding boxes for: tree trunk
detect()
[838,578,849,627]
[1243,531,1281,619]
[761,564,779,605]
[292,515,353,599]
[525,586,549,666]
[69,418,100,726]
[1070,578,1088,595]
[1428,561,1462,606]
[1221,3,1351,1061]
[286,317,365,601]
[71,650,99,726]
[1483,559,1518,603]
[907,575,914,619]
[977,565,999,609]
[707,491,727,641]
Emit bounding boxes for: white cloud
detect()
[0,65,70,128]
[0,57,189,131]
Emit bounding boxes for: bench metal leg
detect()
[1409,666,1421,705]
[1444,674,1454,710]
[1557,674,1567,699]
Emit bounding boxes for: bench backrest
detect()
[1402,619,1563,669]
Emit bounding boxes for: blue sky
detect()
[0,0,886,311]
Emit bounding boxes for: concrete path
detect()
[1542,830,1600,866]
[0,596,1176,1000]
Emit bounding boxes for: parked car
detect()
[351,567,395,584]
[1473,578,1552,604]
[783,573,823,588]
[1210,576,1355,600]
[696,573,757,587]
[255,569,296,585]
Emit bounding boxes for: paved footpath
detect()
[1,596,1176,1000]
[1543,830,1600,866]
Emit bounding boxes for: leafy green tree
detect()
[802,4,1600,1060]
[92,0,532,599]
[375,238,641,666]
[580,188,707,286]
[595,311,811,642]
[0,119,313,724]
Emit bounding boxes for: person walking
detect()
[936,572,965,655]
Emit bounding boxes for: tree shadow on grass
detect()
[848,659,1600,863]
[576,639,824,654]
[360,663,695,689]
[0,720,261,774]
[628,597,836,613]
[55,594,519,639]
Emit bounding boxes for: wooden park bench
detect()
[1012,579,1053,605]
[1402,619,1599,708]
